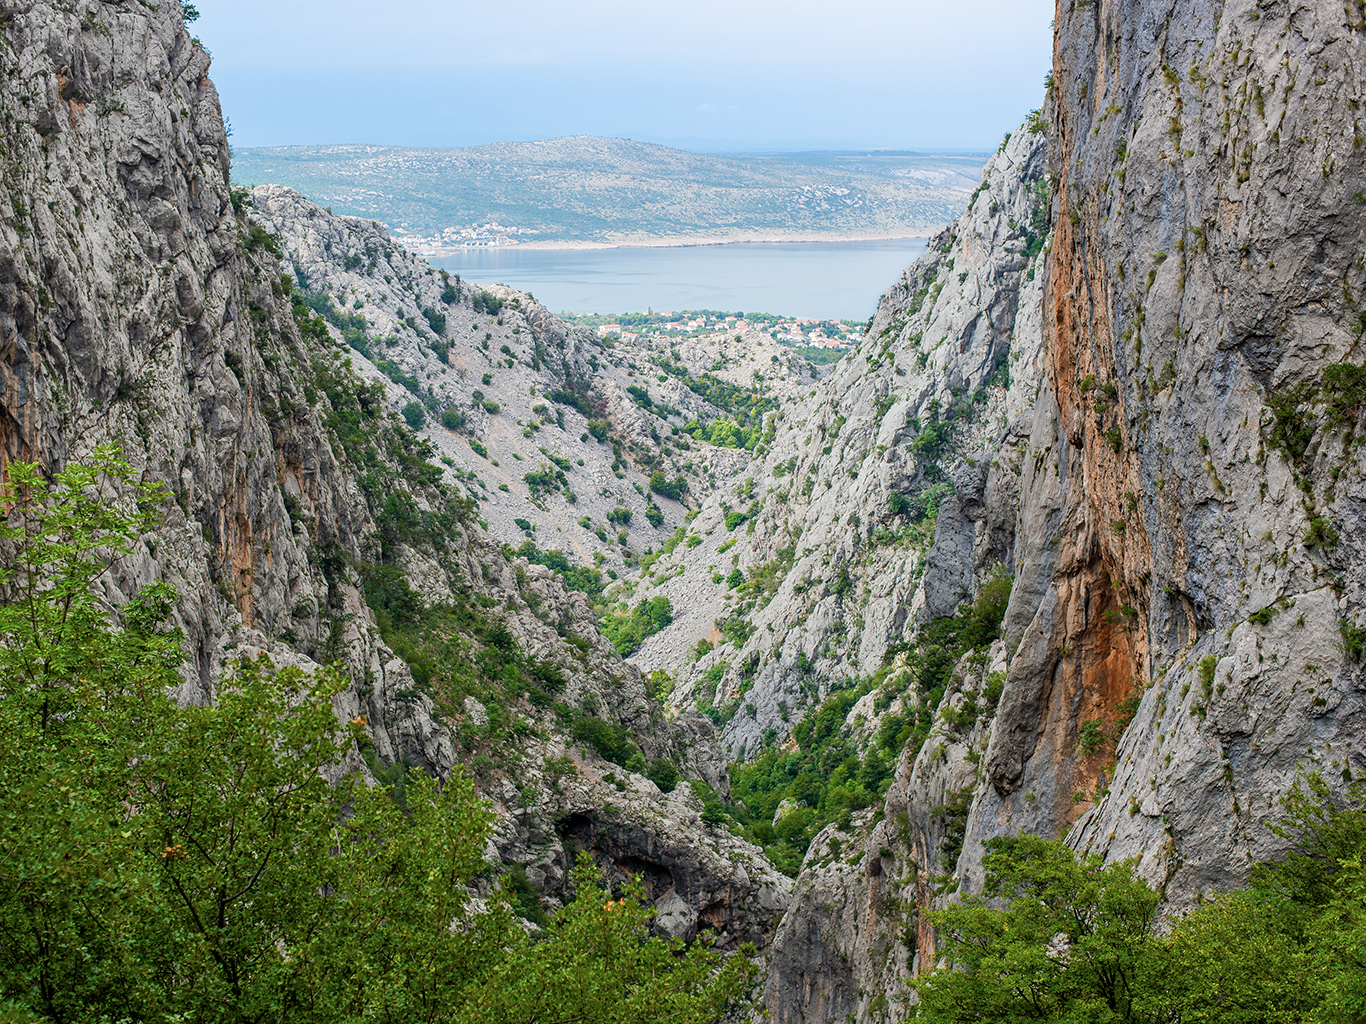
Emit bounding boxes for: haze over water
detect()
[429,238,928,321]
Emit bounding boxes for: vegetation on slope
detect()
[724,575,1012,875]
[0,451,752,1023]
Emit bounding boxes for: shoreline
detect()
[405,231,939,255]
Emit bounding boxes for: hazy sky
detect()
[196,0,1054,152]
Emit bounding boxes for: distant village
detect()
[391,221,536,256]
[561,310,862,353]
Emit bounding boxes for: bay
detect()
[428,238,928,322]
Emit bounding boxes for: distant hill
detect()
[230,137,987,245]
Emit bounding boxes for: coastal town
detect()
[559,308,862,357]
[392,220,537,256]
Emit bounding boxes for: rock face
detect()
[741,1,1366,1020]
[0,0,786,952]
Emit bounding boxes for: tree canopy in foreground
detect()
[0,448,754,1023]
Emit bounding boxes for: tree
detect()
[403,401,427,429]
[455,857,754,1024]
[916,835,1158,1023]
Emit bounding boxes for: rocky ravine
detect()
[7,0,1366,1021]
[0,0,789,951]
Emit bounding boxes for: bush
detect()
[472,289,504,315]
[421,307,446,335]
[649,470,687,501]
[646,759,679,793]
[402,402,426,429]
[644,504,664,527]
[571,716,640,767]
[442,407,466,431]
[599,596,673,656]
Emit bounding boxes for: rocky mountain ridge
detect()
[231,138,985,244]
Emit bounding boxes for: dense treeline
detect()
[0,452,752,1023]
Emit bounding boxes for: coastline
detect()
[406,231,941,255]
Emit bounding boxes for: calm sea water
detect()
[428,238,928,322]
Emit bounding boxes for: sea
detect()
[428,238,929,322]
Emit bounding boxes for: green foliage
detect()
[465,856,756,1024]
[644,503,665,527]
[0,451,499,1021]
[472,289,504,316]
[916,773,1366,1023]
[646,759,679,793]
[1305,516,1340,548]
[917,836,1159,1022]
[1341,619,1366,662]
[402,400,427,429]
[571,716,641,768]
[599,596,674,656]
[442,406,467,431]
[422,306,447,335]
[649,470,687,501]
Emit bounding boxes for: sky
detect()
[194,0,1054,153]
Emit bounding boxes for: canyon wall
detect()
[747,1,1366,1019]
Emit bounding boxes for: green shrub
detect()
[1342,619,1366,662]
[402,402,426,429]
[421,307,446,335]
[649,471,687,501]
[646,759,679,793]
[599,596,673,656]
[571,716,640,768]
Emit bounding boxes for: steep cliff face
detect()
[754,1,1366,1020]
[0,0,789,949]
[1000,0,1366,904]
